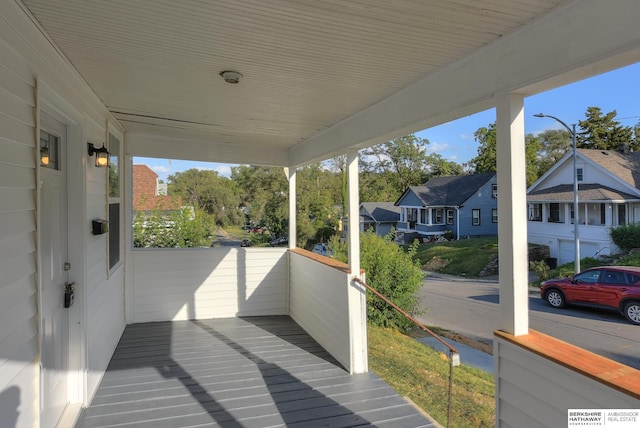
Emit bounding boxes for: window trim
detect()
[107,123,124,275]
[492,208,498,223]
[491,183,498,198]
[472,209,481,226]
[446,209,454,225]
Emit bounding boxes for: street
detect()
[416,274,640,370]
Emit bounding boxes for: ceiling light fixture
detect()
[220,70,242,84]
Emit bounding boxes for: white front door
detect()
[39,111,69,428]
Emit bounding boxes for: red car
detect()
[540,266,640,325]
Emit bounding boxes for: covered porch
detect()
[2,1,640,428]
[77,316,432,428]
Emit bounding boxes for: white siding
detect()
[131,248,288,323]
[0,26,39,428]
[289,252,351,372]
[0,2,127,424]
[495,336,639,428]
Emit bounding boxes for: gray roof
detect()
[398,173,495,207]
[360,202,400,223]
[579,149,640,189]
[527,184,640,202]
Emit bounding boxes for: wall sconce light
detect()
[87,142,109,167]
[40,145,50,166]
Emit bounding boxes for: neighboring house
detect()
[527,148,640,264]
[395,173,498,242]
[133,164,182,212]
[359,202,400,237]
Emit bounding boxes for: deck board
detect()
[77,316,436,428]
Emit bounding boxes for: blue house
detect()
[395,173,497,242]
[359,202,401,238]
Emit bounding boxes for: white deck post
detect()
[496,94,529,336]
[287,167,297,249]
[347,149,367,373]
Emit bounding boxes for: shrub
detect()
[334,230,425,332]
[529,260,550,282]
[133,208,213,248]
[610,224,640,251]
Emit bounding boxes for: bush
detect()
[333,231,425,332]
[133,208,213,248]
[529,260,550,282]
[610,224,640,251]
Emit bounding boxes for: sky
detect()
[137,62,640,182]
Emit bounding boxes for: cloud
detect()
[448,155,459,161]
[459,133,475,140]
[215,165,232,177]
[152,166,171,174]
[429,142,449,153]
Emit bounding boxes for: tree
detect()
[332,230,425,332]
[577,107,635,151]
[425,153,463,178]
[362,134,431,196]
[535,128,572,177]
[468,123,543,186]
[168,169,243,226]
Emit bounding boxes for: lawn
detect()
[414,236,499,277]
[369,324,495,427]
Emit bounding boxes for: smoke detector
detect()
[220,70,243,84]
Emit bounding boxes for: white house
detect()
[528,148,640,264]
[1,1,639,427]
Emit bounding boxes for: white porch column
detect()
[286,167,297,249]
[496,94,529,336]
[347,149,367,373]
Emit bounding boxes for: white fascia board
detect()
[289,0,640,167]
[126,133,288,166]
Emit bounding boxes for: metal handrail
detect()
[353,277,460,428]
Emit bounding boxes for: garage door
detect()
[559,240,600,265]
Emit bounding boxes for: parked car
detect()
[240,239,252,247]
[540,266,640,325]
[269,236,288,247]
[311,243,332,257]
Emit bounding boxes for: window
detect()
[576,168,583,181]
[40,130,60,170]
[574,269,601,283]
[420,208,427,224]
[491,183,498,198]
[433,208,443,224]
[529,203,542,221]
[446,209,454,225]
[492,208,498,223]
[617,205,627,225]
[108,131,122,271]
[548,203,560,223]
[472,209,480,226]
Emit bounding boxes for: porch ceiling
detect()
[19,0,640,166]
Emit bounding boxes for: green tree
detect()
[535,128,572,177]
[577,107,635,151]
[168,169,243,226]
[133,207,213,248]
[425,152,463,178]
[362,134,431,196]
[332,231,425,332]
[467,123,541,186]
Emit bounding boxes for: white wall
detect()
[289,251,351,372]
[528,221,617,263]
[131,248,288,322]
[0,2,126,425]
[495,334,640,428]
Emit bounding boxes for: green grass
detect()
[414,236,498,277]
[368,324,495,427]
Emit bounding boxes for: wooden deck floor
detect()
[77,316,436,428]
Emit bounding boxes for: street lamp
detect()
[533,113,580,274]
